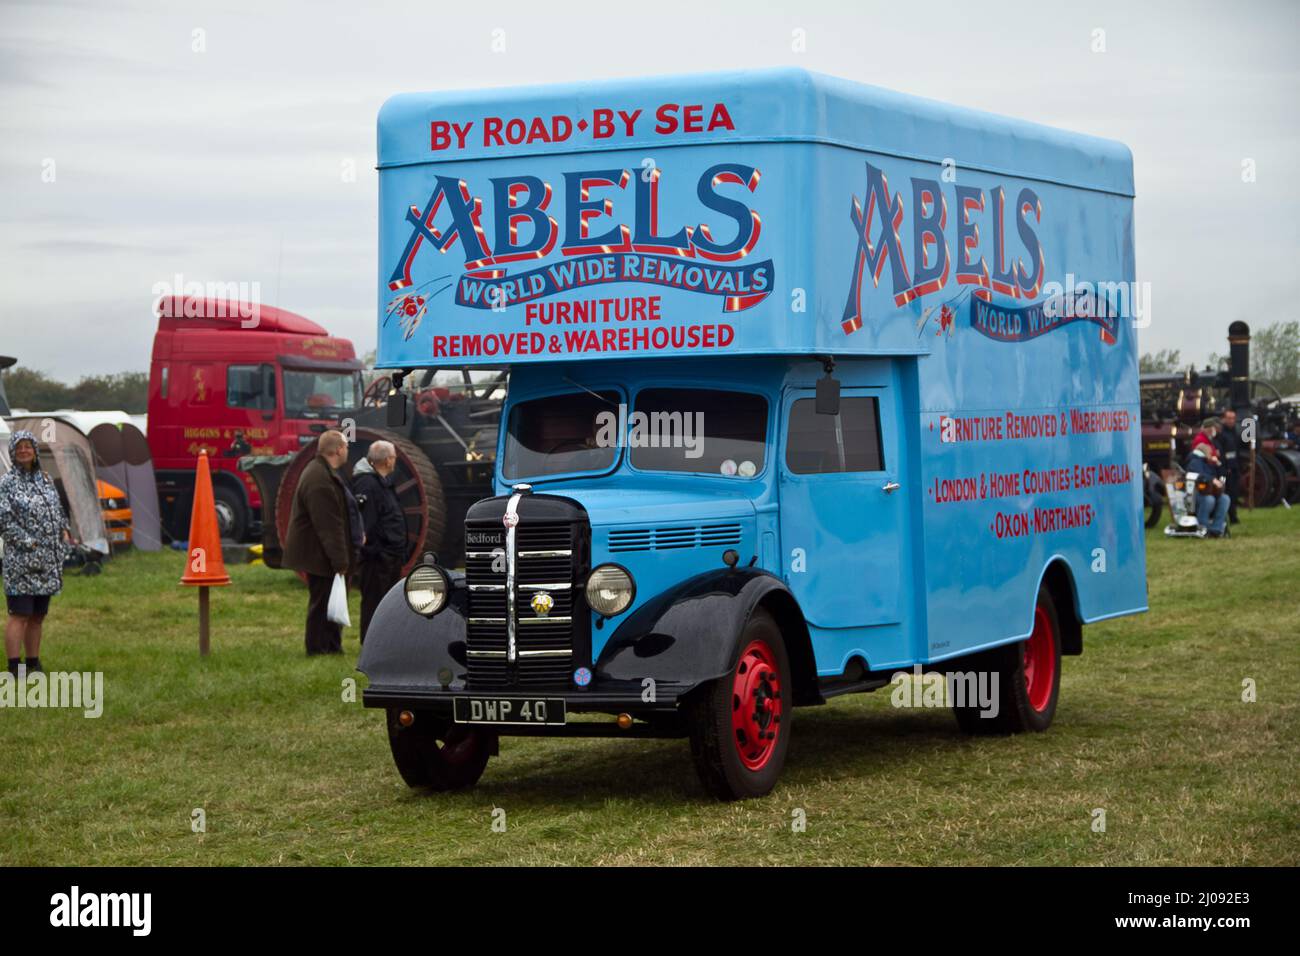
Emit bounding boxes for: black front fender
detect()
[595,568,819,704]
[357,573,467,698]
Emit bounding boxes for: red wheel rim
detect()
[1023,606,1056,712]
[730,638,783,771]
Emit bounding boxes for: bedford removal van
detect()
[357,69,1147,799]
[148,298,362,542]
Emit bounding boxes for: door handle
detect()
[882,481,901,494]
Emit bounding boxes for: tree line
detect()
[1,367,149,414]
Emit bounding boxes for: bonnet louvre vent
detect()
[608,524,741,553]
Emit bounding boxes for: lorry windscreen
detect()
[283,370,362,418]
[502,390,621,479]
[630,388,767,477]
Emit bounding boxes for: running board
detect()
[817,675,893,699]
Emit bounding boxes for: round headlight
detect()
[586,564,635,617]
[404,564,449,616]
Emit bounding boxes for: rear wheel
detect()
[1143,480,1163,529]
[386,709,494,791]
[953,587,1062,734]
[212,483,248,542]
[687,608,791,800]
[1260,453,1287,507]
[1274,449,1300,504]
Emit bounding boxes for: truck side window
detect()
[227,363,275,411]
[786,396,884,473]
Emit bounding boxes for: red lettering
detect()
[617,109,641,136]
[707,103,735,132]
[683,104,704,133]
[592,108,615,139]
[430,121,450,151]
[654,103,679,134]
[526,116,550,144]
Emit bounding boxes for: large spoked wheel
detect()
[688,608,791,800]
[386,709,494,791]
[277,427,445,578]
[953,587,1062,735]
[1244,454,1282,508]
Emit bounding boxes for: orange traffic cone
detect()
[180,451,230,656]
[181,451,231,586]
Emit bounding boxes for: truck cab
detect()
[147,298,362,541]
[358,69,1147,799]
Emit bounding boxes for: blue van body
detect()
[359,68,1146,797]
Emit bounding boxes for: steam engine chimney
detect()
[1228,321,1250,411]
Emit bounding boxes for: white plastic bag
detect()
[326,573,351,627]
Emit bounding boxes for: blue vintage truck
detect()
[357,68,1147,800]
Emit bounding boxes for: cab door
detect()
[778,387,904,628]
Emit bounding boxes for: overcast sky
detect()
[1,0,1296,380]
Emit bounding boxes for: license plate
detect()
[453,696,566,726]
[110,532,128,543]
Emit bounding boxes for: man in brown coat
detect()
[282,430,361,655]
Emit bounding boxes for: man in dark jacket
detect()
[1215,408,1242,524]
[352,439,407,643]
[282,429,358,654]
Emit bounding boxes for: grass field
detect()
[1,508,1297,866]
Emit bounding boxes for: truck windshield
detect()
[502,390,620,479]
[283,370,362,418]
[631,388,768,477]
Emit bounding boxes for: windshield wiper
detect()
[562,377,618,406]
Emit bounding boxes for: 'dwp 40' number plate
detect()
[453,696,566,726]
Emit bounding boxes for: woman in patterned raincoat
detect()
[0,430,72,676]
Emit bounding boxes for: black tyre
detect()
[1260,453,1287,508]
[212,483,248,542]
[953,587,1062,735]
[687,608,791,800]
[386,709,494,791]
[1143,481,1163,529]
[1274,449,1300,504]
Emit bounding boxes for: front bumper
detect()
[362,675,690,735]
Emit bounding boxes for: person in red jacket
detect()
[1187,419,1229,537]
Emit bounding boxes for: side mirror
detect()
[387,388,407,428]
[816,371,841,416]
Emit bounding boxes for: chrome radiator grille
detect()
[464,511,589,688]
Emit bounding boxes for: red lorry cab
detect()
[148,297,362,541]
